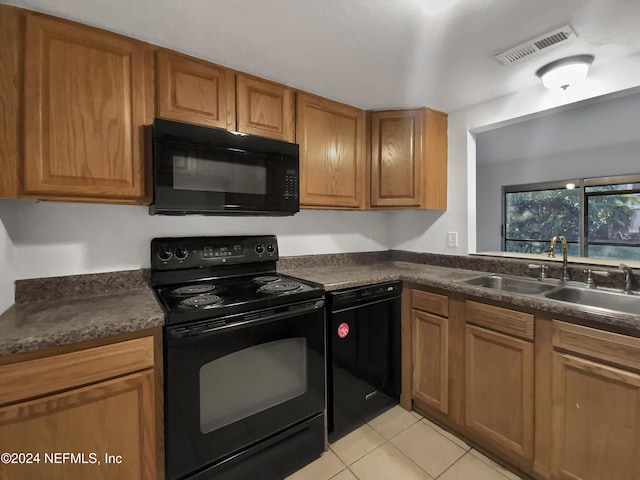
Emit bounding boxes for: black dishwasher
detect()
[327,281,402,442]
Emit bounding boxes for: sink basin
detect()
[458,275,557,295]
[544,287,640,315]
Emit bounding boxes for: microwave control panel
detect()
[284,170,299,199]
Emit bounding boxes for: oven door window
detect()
[199,338,307,434]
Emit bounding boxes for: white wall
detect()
[0,217,15,314]
[476,142,640,251]
[389,55,640,254]
[0,199,390,280]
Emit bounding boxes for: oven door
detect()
[164,299,325,480]
[152,138,299,216]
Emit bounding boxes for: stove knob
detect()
[175,247,188,260]
[266,244,275,253]
[255,244,264,254]
[158,248,173,262]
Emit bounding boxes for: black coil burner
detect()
[258,283,303,294]
[172,284,216,296]
[253,275,281,283]
[179,294,223,308]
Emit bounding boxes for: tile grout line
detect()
[384,413,472,479]
[433,450,469,479]
[419,417,471,451]
[331,409,524,480]
[327,466,348,480]
[334,409,466,479]
[367,410,473,480]
[378,430,442,480]
[468,450,524,480]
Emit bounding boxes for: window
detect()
[503,175,640,261]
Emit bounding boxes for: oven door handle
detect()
[168,299,325,340]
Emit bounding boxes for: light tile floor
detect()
[286,406,525,480]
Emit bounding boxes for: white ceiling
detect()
[475,89,640,164]
[4,0,640,112]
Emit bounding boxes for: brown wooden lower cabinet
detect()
[548,320,640,480]
[0,333,159,480]
[412,309,449,414]
[406,291,640,480]
[551,346,640,480]
[464,324,534,464]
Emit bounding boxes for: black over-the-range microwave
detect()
[150,118,300,216]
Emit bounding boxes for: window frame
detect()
[502,173,640,259]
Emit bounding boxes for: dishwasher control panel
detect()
[361,283,400,298]
[329,281,402,310]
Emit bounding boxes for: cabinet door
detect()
[23,15,152,203]
[236,74,294,142]
[422,108,448,210]
[465,324,534,462]
[0,5,20,199]
[370,109,422,207]
[296,93,366,209]
[412,309,448,414]
[156,51,235,129]
[551,353,640,480]
[0,370,156,480]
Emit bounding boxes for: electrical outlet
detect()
[447,232,458,248]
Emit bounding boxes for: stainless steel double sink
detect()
[457,274,639,316]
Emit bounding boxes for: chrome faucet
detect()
[619,264,634,294]
[548,235,570,282]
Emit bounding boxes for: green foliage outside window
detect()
[504,178,640,261]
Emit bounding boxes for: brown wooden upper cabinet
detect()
[370,107,447,210]
[156,51,235,130]
[22,13,154,204]
[236,74,295,142]
[296,93,366,209]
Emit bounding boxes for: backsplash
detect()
[278,251,392,268]
[14,269,150,303]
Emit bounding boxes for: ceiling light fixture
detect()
[536,55,594,90]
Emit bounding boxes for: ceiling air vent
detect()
[494,25,577,65]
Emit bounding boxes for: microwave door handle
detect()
[223,204,243,208]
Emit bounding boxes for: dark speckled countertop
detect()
[280,260,640,335]
[1,253,638,356]
[0,270,164,355]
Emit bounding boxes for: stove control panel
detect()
[151,235,279,270]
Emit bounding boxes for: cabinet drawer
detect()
[412,289,448,317]
[0,336,154,406]
[465,300,534,340]
[552,320,640,371]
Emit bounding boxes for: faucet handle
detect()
[529,264,549,280]
[619,264,634,294]
[583,269,609,288]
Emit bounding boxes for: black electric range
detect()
[151,235,326,480]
